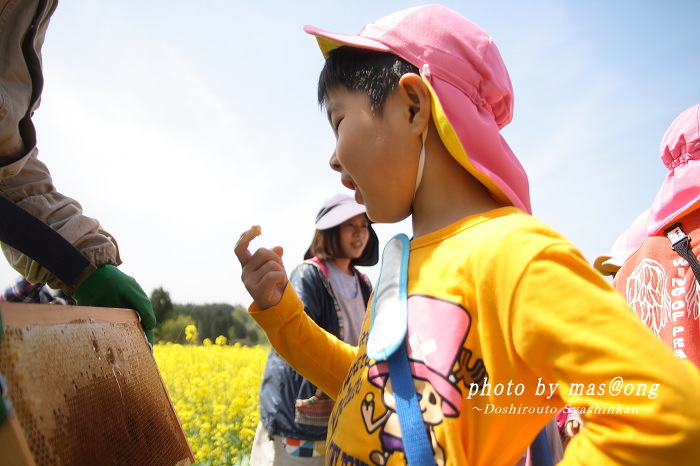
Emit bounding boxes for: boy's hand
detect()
[565,418,582,438]
[234,226,288,309]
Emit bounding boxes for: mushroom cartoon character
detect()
[362,295,480,466]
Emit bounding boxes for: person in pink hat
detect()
[235,5,700,465]
[601,104,700,368]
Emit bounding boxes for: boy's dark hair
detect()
[317,46,419,113]
[309,215,374,267]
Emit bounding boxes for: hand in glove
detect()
[73,265,156,344]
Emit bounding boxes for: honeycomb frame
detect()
[0,303,194,465]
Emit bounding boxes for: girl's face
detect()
[325,86,422,224]
[338,213,370,259]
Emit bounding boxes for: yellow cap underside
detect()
[316,36,342,58]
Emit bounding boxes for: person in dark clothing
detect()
[250,194,378,465]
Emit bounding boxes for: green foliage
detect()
[158,314,196,344]
[150,290,267,346]
[151,286,174,323]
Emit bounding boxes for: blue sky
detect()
[1,0,698,306]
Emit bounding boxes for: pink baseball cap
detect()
[646,104,700,235]
[304,4,532,214]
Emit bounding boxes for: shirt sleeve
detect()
[511,242,700,464]
[249,284,358,400]
[0,154,119,294]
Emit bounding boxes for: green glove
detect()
[73,265,156,344]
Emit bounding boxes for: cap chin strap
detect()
[412,126,428,203]
[412,65,431,207]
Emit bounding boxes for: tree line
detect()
[150,287,267,345]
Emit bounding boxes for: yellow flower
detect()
[154,342,267,465]
[185,324,199,343]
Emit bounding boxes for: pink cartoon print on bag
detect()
[361,295,487,466]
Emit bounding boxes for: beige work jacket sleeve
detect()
[0,152,119,294]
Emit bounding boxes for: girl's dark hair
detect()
[317,46,419,114]
[309,214,374,267]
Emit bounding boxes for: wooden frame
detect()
[0,303,194,466]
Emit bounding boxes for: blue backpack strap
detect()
[367,235,411,360]
[369,234,553,465]
[368,234,435,465]
[388,344,436,465]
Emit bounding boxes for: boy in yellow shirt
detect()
[236,5,700,464]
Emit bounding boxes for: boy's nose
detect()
[329,151,341,172]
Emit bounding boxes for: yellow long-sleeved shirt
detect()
[251,208,700,465]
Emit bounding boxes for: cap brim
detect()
[593,255,620,276]
[360,226,379,267]
[304,25,391,58]
[316,202,367,230]
[592,209,649,276]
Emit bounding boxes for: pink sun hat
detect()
[594,209,649,276]
[593,103,700,275]
[304,4,532,214]
[646,104,700,236]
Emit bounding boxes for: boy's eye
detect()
[332,117,342,132]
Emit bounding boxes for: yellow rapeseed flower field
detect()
[154,340,268,465]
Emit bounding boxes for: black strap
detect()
[665,223,700,284]
[0,195,94,291]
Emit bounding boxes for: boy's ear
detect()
[398,73,432,134]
